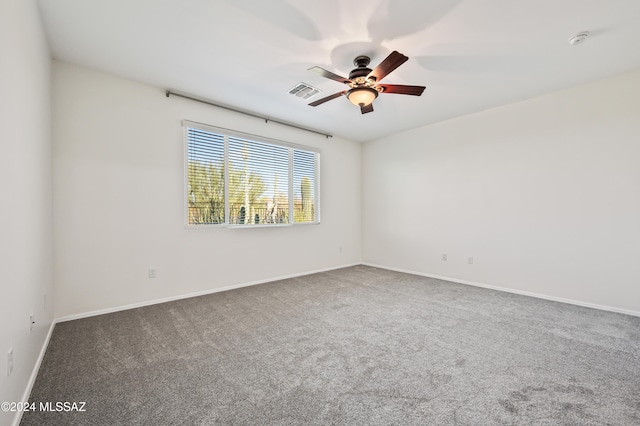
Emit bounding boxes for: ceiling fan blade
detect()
[378,84,426,96]
[367,51,409,82]
[308,91,346,107]
[308,66,351,84]
[360,104,374,114]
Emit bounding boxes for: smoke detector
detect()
[569,32,589,46]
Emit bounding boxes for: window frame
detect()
[183,120,320,228]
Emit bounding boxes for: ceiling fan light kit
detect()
[347,87,378,107]
[308,50,425,114]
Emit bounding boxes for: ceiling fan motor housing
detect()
[353,55,371,68]
[349,67,372,80]
[349,55,373,81]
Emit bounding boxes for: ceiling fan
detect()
[308,51,425,114]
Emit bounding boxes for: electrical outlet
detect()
[442,254,447,261]
[148,268,157,278]
[7,348,13,376]
[30,314,35,333]
[339,246,343,254]
[468,257,474,264]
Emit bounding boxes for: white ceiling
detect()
[37,0,640,142]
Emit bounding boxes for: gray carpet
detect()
[22,265,640,425]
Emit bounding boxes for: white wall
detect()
[0,1,53,425]
[53,61,361,319]
[363,71,640,315]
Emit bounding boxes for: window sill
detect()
[226,224,291,229]
[185,222,320,230]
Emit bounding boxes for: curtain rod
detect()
[165,90,332,139]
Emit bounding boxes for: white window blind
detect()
[293,149,317,223]
[184,121,320,227]
[186,128,225,225]
[227,136,290,225]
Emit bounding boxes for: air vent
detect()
[288,83,320,99]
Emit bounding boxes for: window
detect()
[185,121,320,226]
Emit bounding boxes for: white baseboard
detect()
[56,262,361,323]
[362,262,640,318]
[12,320,56,426]
[57,261,640,322]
